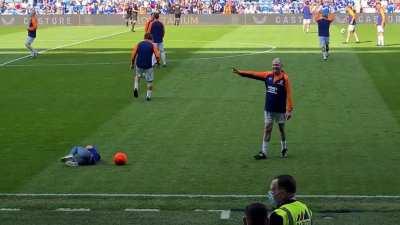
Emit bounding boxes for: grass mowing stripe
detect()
[2,46,276,68]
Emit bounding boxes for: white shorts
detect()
[303,19,311,25]
[135,67,154,82]
[264,111,286,125]
[152,54,157,66]
[25,36,35,45]
[348,25,355,32]
[377,25,384,33]
[319,36,329,47]
[156,42,165,53]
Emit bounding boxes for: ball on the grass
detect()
[113,152,128,165]
[340,28,346,34]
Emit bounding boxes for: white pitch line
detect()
[220,210,231,220]
[0,30,131,67]
[2,46,276,68]
[194,209,231,219]
[124,208,160,212]
[1,193,400,199]
[55,208,91,212]
[0,208,21,211]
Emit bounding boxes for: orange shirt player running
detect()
[232,58,293,160]
[25,9,38,57]
[144,13,154,33]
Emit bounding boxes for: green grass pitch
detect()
[0,24,399,224]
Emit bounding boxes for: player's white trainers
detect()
[31,51,38,58]
[65,161,78,167]
[60,154,73,162]
[281,148,288,158]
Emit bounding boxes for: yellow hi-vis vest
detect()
[273,201,312,225]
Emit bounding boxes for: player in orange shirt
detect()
[144,13,154,33]
[376,2,386,46]
[25,9,38,57]
[232,58,293,159]
[345,4,360,44]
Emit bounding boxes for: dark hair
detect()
[154,13,160,19]
[275,175,296,194]
[144,33,153,40]
[245,203,269,225]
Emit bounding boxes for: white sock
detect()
[161,52,166,65]
[281,140,287,150]
[381,36,384,46]
[261,140,268,155]
[134,80,138,90]
[146,90,152,98]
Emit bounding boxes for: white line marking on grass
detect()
[0,30,130,67]
[1,193,400,199]
[0,208,21,211]
[220,210,231,220]
[124,208,160,212]
[55,208,91,212]
[194,209,231,219]
[2,46,276,68]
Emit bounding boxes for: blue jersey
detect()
[236,70,293,113]
[347,8,356,25]
[149,20,165,44]
[303,6,312,19]
[87,147,101,164]
[132,40,158,69]
[317,18,332,37]
[264,73,290,113]
[376,9,385,25]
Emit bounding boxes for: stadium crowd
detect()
[1,0,399,15]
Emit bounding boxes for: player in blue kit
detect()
[131,33,160,101]
[149,13,166,67]
[314,7,335,61]
[302,1,312,33]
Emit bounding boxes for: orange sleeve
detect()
[284,74,293,112]
[144,20,149,32]
[29,17,38,31]
[328,13,336,21]
[237,70,270,81]
[381,9,386,26]
[314,13,322,22]
[153,43,160,62]
[145,20,152,33]
[130,44,138,67]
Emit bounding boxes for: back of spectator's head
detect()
[144,33,153,41]
[154,12,160,19]
[274,174,297,194]
[243,203,269,225]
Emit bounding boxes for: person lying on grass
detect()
[60,145,101,167]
